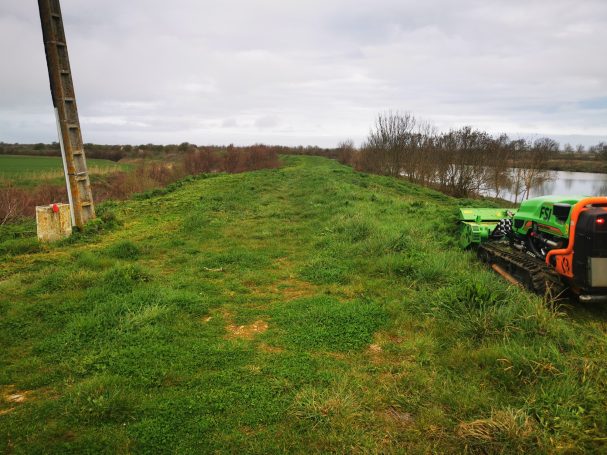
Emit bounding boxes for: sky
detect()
[1,0,606,147]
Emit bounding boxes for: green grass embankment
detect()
[1,156,606,453]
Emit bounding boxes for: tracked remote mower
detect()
[459,196,607,302]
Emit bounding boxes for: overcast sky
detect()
[1,0,606,147]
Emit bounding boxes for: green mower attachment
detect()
[458,208,515,249]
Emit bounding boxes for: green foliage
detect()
[102,264,150,292]
[66,374,139,424]
[96,204,120,228]
[105,240,142,260]
[0,218,36,242]
[299,257,350,284]
[334,216,373,242]
[0,236,40,256]
[269,296,387,352]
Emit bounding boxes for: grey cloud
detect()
[254,116,279,129]
[0,0,605,146]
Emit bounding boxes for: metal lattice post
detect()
[38,0,95,228]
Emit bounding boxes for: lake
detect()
[491,170,607,202]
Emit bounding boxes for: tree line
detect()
[331,112,607,201]
[0,142,332,162]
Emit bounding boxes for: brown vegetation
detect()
[0,181,68,225]
[0,146,280,224]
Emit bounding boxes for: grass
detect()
[0,155,127,187]
[1,156,607,453]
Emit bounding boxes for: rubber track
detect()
[478,241,565,296]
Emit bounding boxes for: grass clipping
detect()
[456,408,539,451]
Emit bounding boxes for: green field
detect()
[0,155,125,186]
[1,156,606,453]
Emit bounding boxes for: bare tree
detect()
[0,182,23,225]
[484,134,512,199]
[363,112,417,177]
[592,142,607,160]
[508,139,528,204]
[336,139,356,166]
[520,138,556,200]
[435,127,490,197]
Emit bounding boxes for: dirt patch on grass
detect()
[226,320,269,340]
[247,276,317,303]
[0,387,34,415]
[275,279,317,301]
[1,385,58,410]
[0,407,16,416]
[369,343,383,353]
[382,407,415,427]
[1,386,31,404]
[6,392,29,403]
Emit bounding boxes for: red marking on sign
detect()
[52,204,59,213]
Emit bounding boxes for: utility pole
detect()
[38,0,95,228]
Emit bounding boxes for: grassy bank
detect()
[1,156,606,453]
[543,158,607,174]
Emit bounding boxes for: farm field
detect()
[1,156,606,453]
[0,155,127,187]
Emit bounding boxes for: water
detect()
[493,170,607,202]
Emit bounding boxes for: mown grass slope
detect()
[1,156,606,453]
